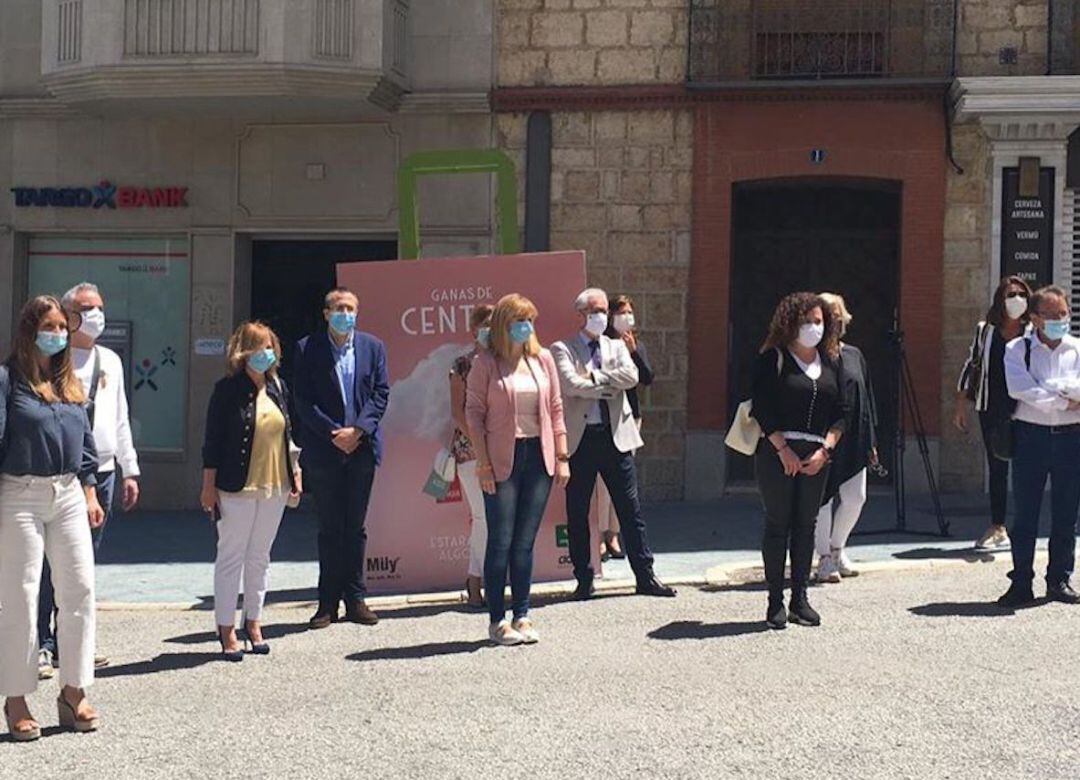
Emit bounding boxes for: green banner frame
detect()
[398,149,520,260]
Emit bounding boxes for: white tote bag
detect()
[724,349,783,456]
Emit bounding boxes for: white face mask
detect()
[78,307,106,340]
[798,323,824,349]
[1004,295,1028,320]
[613,313,635,335]
[585,312,608,337]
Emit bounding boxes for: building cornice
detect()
[952,76,1080,121]
[0,97,82,119]
[398,91,490,114]
[492,80,947,112]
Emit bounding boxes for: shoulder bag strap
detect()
[87,347,102,429]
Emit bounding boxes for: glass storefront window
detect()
[27,235,191,452]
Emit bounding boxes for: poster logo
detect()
[555,524,570,548]
[11,181,188,209]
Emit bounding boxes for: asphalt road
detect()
[3,557,1079,779]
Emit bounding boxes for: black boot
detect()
[765,593,787,630]
[788,589,821,627]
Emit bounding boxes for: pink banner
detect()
[337,251,595,594]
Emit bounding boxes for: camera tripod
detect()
[887,328,949,537]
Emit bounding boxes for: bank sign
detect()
[10,181,188,209]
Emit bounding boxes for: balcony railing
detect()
[1050,0,1080,74]
[688,0,957,85]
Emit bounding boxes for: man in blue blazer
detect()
[293,287,390,629]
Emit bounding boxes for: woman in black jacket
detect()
[953,276,1032,551]
[815,293,878,583]
[201,322,301,660]
[751,292,847,630]
[594,294,654,560]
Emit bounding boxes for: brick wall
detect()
[957,0,1048,76]
[497,109,694,499]
[939,124,993,492]
[498,0,688,87]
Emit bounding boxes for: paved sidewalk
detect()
[4,559,1079,778]
[95,491,1015,606]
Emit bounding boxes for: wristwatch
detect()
[556,453,570,463]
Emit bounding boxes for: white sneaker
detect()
[834,548,859,578]
[37,649,55,680]
[511,617,540,644]
[816,555,841,584]
[488,620,524,646]
[975,526,1010,551]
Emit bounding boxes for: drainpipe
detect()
[524,112,552,253]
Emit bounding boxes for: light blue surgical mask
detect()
[247,348,277,374]
[36,331,68,357]
[509,320,534,345]
[329,311,356,335]
[1043,318,1071,341]
[476,327,491,348]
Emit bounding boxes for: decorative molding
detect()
[952,76,1080,123]
[492,80,947,112]
[398,91,489,114]
[0,98,82,119]
[41,64,406,106]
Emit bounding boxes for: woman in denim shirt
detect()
[0,296,104,741]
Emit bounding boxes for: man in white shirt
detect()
[38,282,141,677]
[1002,285,1080,607]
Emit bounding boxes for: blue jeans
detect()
[39,471,115,655]
[1010,422,1080,588]
[482,438,553,624]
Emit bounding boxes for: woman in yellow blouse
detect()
[200,322,301,660]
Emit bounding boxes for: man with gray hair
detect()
[551,288,675,600]
[38,282,141,678]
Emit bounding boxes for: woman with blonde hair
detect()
[751,292,847,629]
[814,292,879,583]
[201,321,301,660]
[448,304,494,607]
[466,294,570,646]
[1,296,104,740]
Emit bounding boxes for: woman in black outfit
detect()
[953,276,1032,551]
[751,292,847,630]
[594,294,653,560]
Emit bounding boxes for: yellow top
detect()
[243,387,289,497]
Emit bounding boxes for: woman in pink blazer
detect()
[466,293,569,646]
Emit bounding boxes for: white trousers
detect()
[214,493,287,627]
[457,461,488,579]
[815,468,868,557]
[0,474,95,696]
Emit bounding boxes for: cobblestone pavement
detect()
[3,555,1079,779]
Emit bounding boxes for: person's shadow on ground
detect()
[908,598,1049,618]
[647,620,768,640]
[162,622,311,645]
[95,652,222,679]
[346,640,489,663]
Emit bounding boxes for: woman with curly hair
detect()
[751,291,848,629]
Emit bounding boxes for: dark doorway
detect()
[728,179,901,484]
[250,239,398,387]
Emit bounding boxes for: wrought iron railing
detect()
[1049,0,1079,74]
[688,0,957,84]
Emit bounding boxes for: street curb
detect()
[96,547,1018,612]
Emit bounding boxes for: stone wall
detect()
[497,0,688,87]
[956,0,1049,76]
[497,109,694,499]
[939,124,993,493]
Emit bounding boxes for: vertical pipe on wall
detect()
[524,111,552,253]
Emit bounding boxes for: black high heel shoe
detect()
[242,622,270,655]
[218,629,244,662]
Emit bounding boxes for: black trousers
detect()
[755,439,831,596]
[978,411,1010,527]
[566,425,655,583]
[306,446,377,609]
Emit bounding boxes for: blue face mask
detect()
[1043,318,1071,341]
[509,320,535,345]
[329,311,356,335]
[476,327,491,348]
[247,348,277,374]
[36,331,68,357]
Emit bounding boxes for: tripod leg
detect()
[900,351,950,537]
